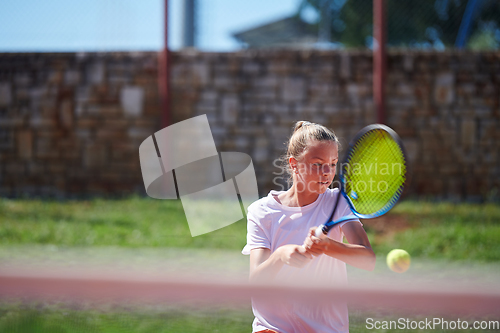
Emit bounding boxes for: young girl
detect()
[242,121,375,333]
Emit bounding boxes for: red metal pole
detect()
[373,0,386,124]
[159,0,170,128]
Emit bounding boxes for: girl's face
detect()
[290,140,338,195]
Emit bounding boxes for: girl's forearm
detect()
[249,245,313,282]
[249,248,285,283]
[323,239,376,271]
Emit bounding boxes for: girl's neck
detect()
[277,185,320,207]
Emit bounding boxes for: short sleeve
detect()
[241,201,271,255]
[335,193,362,228]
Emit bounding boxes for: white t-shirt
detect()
[242,188,361,333]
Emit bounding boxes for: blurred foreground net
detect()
[1,247,499,332]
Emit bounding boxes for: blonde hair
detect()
[283,121,340,180]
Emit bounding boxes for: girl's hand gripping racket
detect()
[315,124,408,238]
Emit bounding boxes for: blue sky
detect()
[0,0,301,52]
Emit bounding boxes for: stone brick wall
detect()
[1,50,499,200]
[0,53,161,198]
[170,50,500,202]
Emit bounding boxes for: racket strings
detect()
[361,132,405,213]
[343,129,406,216]
[352,132,394,213]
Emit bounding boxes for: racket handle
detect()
[315,225,326,238]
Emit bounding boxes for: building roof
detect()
[232,16,318,49]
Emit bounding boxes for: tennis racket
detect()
[315,124,408,237]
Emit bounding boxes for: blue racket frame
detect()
[315,124,408,237]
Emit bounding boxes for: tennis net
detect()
[1,247,499,332]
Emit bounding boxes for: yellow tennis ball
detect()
[386,249,411,273]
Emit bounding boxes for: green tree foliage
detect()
[296,0,500,49]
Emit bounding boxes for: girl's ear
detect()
[289,157,298,174]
